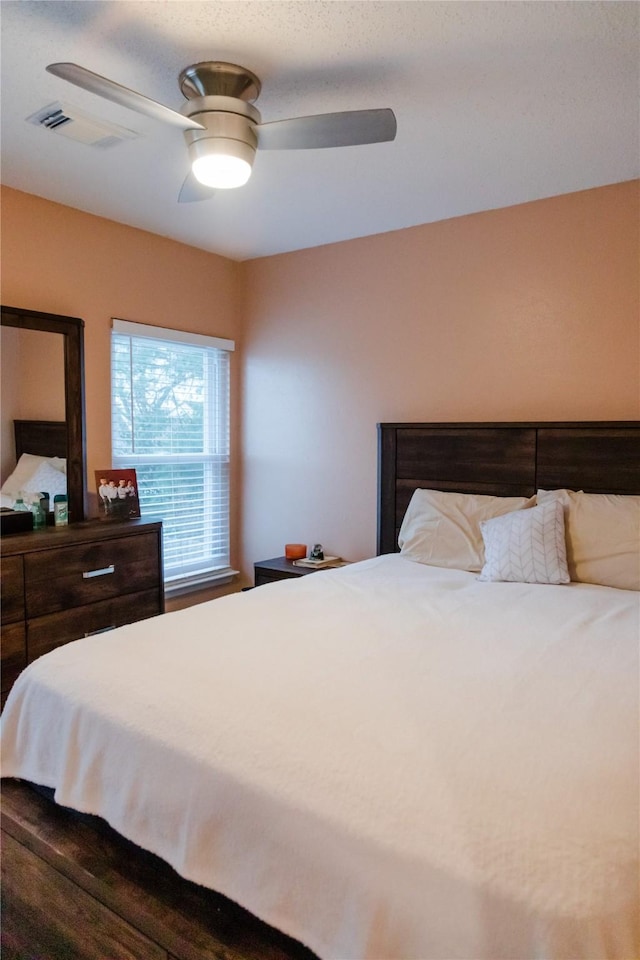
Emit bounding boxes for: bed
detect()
[2,421,639,960]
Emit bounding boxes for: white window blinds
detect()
[111,319,235,591]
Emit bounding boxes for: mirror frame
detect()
[1,305,86,523]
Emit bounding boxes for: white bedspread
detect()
[2,555,638,959]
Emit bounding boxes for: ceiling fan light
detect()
[192,153,252,189]
[188,133,255,189]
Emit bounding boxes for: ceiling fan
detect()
[46,61,397,202]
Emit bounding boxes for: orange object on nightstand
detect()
[285,543,307,560]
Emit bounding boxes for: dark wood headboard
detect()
[14,420,67,460]
[377,421,640,555]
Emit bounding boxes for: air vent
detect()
[26,101,138,148]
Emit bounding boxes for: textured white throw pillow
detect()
[478,500,570,584]
[399,488,535,572]
[537,489,640,590]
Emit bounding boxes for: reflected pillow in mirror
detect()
[48,456,67,475]
[1,453,66,498]
[20,459,67,500]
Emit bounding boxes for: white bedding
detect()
[2,555,638,959]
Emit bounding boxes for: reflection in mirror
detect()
[1,327,66,484]
[0,305,86,524]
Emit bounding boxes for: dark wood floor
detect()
[1,778,320,960]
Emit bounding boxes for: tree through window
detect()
[111,319,234,592]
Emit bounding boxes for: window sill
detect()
[164,567,239,599]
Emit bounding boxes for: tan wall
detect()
[0,186,242,605]
[2,182,638,590]
[241,181,639,570]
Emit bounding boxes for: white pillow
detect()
[48,456,67,475]
[398,488,535,572]
[1,453,50,496]
[537,489,640,590]
[478,500,570,584]
[20,459,67,500]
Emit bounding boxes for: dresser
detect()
[1,519,164,705]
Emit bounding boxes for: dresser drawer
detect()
[254,570,293,586]
[24,533,160,617]
[27,589,161,664]
[253,558,317,586]
[1,621,26,693]
[1,555,25,624]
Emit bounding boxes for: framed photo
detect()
[95,469,141,521]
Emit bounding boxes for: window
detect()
[111,318,235,594]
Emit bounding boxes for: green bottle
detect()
[31,499,45,528]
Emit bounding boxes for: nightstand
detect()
[254,556,320,587]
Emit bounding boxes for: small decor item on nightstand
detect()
[293,554,345,569]
[285,543,307,560]
[95,469,141,521]
[309,543,324,561]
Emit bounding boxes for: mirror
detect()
[1,305,86,523]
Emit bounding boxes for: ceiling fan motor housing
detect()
[182,95,260,168]
[179,62,261,102]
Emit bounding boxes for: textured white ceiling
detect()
[1,1,638,261]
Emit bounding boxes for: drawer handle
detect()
[82,564,115,579]
[84,625,116,637]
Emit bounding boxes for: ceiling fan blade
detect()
[257,108,396,150]
[46,63,205,132]
[178,170,215,203]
